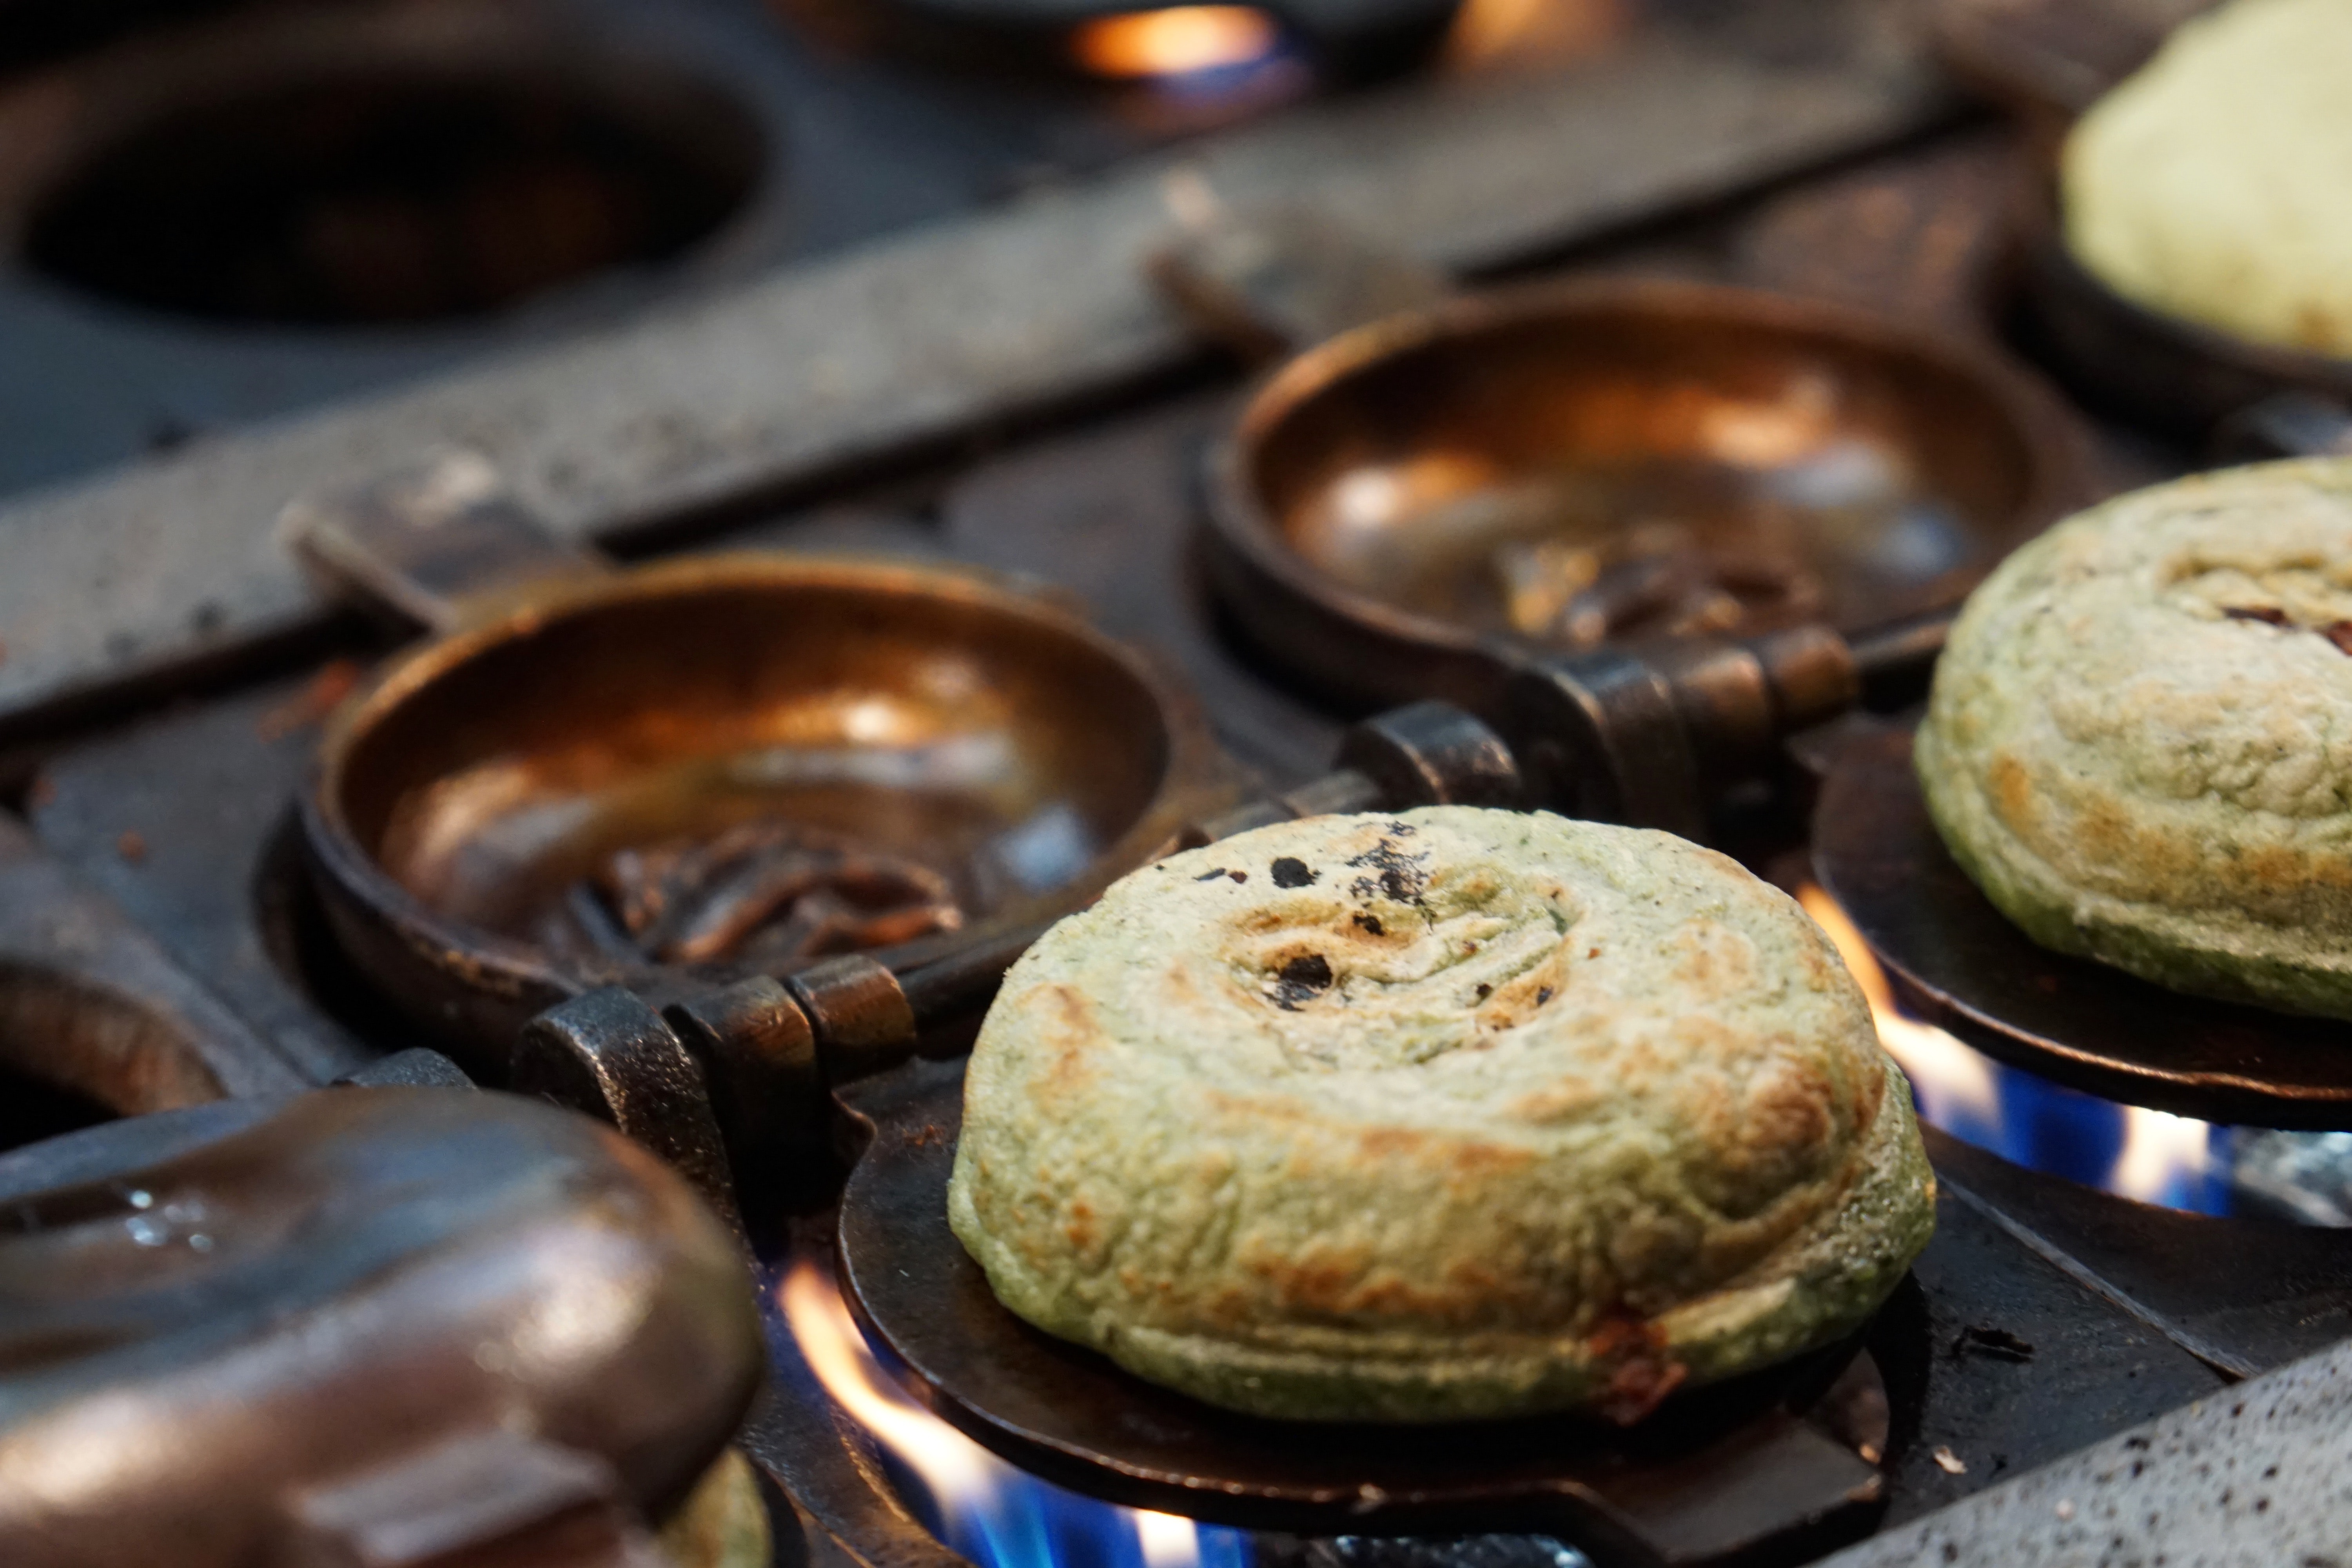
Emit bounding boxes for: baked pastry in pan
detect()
[1920,458,2352,1018]
[2064,0,2352,358]
[947,807,1933,1423]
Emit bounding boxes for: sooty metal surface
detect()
[1813,724,2352,1129]
[831,1060,1885,1568]
[1929,1128,2352,1379]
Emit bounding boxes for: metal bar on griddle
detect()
[0,1,1950,741]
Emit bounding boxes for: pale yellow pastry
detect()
[2065,0,2352,357]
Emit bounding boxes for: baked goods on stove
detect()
[2063,0,2352,357]
[1919,458,2352,1017]
[946,807,1933,1424]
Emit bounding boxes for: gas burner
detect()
[16,36,2352,1562]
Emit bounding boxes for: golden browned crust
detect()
[947,808,1933,1422]
[1920,459,2352,1016]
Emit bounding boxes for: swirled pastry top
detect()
[946,807,1932,1423]
[1920,459,2352,1017]
[2064,0,2352,357]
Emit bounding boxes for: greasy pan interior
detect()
[1211,280,2082,710]
[309,555,1216,1052]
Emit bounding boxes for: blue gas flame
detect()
[773,1257,1256,1568]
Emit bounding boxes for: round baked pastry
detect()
[2063,0,2352,357]
[1919,458,2352,1017]
[946,807,1932,1424]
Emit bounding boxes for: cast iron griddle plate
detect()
[835,1058,1884,1568]
[1814,725,2352,1127]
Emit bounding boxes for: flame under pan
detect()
[1814,725,2352,1131]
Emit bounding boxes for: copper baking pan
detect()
[286,452,1235,1074]
[1155,208,2095,716]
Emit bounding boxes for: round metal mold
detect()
[2,3,772,328]
[0,958,228,1152]
[831,1059,1892,1563]
[1813,724,2352,1130]
[1203,277,2093,715]
[302,554,1233,1071]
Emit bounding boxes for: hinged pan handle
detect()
[279,448,614,635]
[1147,190,1452,361]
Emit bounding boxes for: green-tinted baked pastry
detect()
[2065,0,2352,357]
[947,807,1933,1424]
[1920,458,2352,1018]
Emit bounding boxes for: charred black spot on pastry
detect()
[1229,870,1249,884]
[1196,868,1228,882]
[1537,987,1554,1005]
[1270,857,1317,889]
[1283,953,1333,986]
[1353,913,1385,936]
[1271,953,1335,1009]
[1347,836,1432,905]
[2225,605,2290,625]
[1475,983,1492,999]
[1387,821,1417,835]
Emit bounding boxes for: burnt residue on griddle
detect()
[543,819,962,968]
[1951,1325,2036,1363]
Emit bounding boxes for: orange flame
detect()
[1798,884,2001,1132]
[1798,883,2216,1207]
[2112,1105,2213,1205]
[780,1261,1000,1508]
[1071,7,1280,78]
[1442,0,1626,71]
[779,1259,1208,1568]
